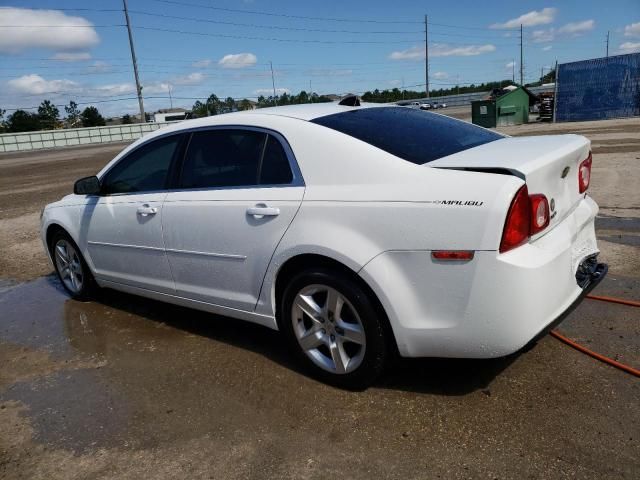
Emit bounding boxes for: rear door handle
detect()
[246,203,280,218]
[137,205,158,217]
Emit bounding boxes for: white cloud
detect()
[192,59,212,68]
[94,83,136,96]
[542,45,553,51]
[7,74,79,95]
[219,53,257,69]
[389,44,495,60]
[624,22,640,37]
[531,19,594,44]
[142,73,206,95]
[51,52,91,62]
[505,61,516,69]
[253,87,290,96]
[558,20,595,35]
[0,7,99,54]
[532,29,555,43]
[491,8,556,29]
[173,72,206,85]
[433,71,449,80]
[619,41,640,53]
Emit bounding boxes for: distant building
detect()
[152,108,190,123]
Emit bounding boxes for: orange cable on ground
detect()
[585,294,640,308]
[550,294,640,378]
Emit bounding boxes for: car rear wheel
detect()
[280,268,388,389]
[50,231,95,300]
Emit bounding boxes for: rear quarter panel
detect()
[254,120,524,316]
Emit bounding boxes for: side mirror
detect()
[73,176,101,195]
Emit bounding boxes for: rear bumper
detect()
[359,196,603,358]
[528,258,607,346]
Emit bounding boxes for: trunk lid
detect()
[428,134,591,234]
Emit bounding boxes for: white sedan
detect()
[41,100,606,388]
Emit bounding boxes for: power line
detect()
[147,0,423,24]
[0,24,124,28]
[132,25,422,43]
[127,10,424,34]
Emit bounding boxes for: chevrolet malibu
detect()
[41,101,606,388]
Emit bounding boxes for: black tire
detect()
[279,267,388,389]
[49,230,96,301]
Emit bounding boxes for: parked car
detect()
[42,103,606,388]
[440,102,448,108]
[408,101,421,109]
[419,103,431,110]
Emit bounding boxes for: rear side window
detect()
[260,135,293,185]
[311,107,502,165]
[180,129,265,189]
[102,135,181,194]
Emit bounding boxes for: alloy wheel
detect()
[54,239,84,294]
[291,284,366,374]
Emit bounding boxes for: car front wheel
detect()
[50,231,95,300]
[280,268,388,389]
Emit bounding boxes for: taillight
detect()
[500,185,530,253]
[500,186,551,253]
[529,194,550,234]
[578,152,592,193]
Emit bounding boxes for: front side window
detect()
[180,129,294,189]
[102,135,181,194]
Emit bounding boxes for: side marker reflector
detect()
[431,250,475,261]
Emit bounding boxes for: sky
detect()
[1,0,639,117]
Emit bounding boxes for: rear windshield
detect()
[311,107,502,165]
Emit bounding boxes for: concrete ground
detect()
[0,116,639,479]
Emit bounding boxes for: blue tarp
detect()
[556,53,640,122]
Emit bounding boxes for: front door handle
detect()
[246,203,280,218]
[137,205,158,217]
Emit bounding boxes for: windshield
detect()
[311,107,502,165]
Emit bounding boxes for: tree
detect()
[206,94,220,115]
[191,100,208,117]
[224,96,236,112]
[541,69,556,84]
[38,100,59,130]
[81,106,106,127]
[239,99,253,111]
[121,113,133,124]
[0,108,5,132]
[6,110,42,132]
[64,101,81,128]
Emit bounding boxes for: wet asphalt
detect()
[1,272,638,479]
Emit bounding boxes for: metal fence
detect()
[400,85,554,108]
[0,121,177,153]
[555,53,640,122]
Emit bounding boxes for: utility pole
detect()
[270,61,277,106]
[123,0,145,123]
[425,14,429,98]
[512,59,515,83]
[519,24,524,86]
[168,84,173,109]
[606,31,610,57]
[309,79,313,103]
